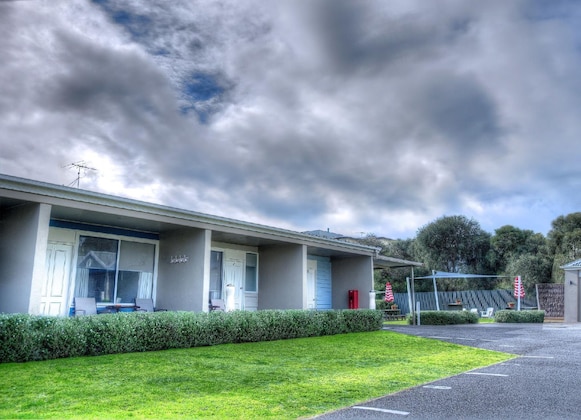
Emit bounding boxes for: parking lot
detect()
[313,323,581,419]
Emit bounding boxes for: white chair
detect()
[209,298,225,311]
[480,307,494,318]
[135,298,166,312]
[74,297,97,316]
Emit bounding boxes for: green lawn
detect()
[0,331,513,419]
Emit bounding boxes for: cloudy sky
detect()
[1,0,580,239]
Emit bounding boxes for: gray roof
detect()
[0,173,426,267]
[303,229,346,240]
[0,173,376,256]
[561,259,581,270]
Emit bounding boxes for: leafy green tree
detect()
[547,213,581,282]
[415,215,491,275]
[357,233,386,250]
[374,238,429,293]
[489,225,549,281]
[504,254,552,292]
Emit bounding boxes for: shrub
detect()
[494,310,545,323]
[409,310,479,325]
[0,309,383,363]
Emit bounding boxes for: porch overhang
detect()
[373,255,423,269]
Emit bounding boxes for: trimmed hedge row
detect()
[410,310,479,325]
[0,309,383,363]
[494,310,545,323]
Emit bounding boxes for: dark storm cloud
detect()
[302,0,473,75]
[410,72,503,152]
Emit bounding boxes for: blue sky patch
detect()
[180,73,225,123]
[183,73,224,102]
[92,0,152,42]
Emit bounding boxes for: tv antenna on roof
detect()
[64,161,96,188]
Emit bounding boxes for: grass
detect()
[0,331,514,419]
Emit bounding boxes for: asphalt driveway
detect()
[313,322,581,420]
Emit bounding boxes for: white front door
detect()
[307,259,317,309]
[224,251,245,310]
[41,242,73,316]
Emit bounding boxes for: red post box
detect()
[348,290,359,309]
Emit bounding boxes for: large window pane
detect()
[74,236,156,305]
[74,236,118,303]
[210,251,223,299]
[118,241,155,303]
[245,253,257,292]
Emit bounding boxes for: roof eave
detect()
[0,173,378,255]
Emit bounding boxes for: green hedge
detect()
[494,310,545,323]
[0,309,383,363]
[409,310,479,325]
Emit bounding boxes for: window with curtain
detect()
[209,251,223,299]
[245,253,258,292]
[74,235,155,304]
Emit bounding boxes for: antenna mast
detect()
[64,161,96,188]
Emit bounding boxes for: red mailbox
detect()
[348,290,359,309]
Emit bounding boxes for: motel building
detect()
[0,174,420,316]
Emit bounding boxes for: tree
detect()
[489,225,549,278]
[415,215,491,275]
[504,254,552,292]
[374,238,428,293]
[357,233,386,250]
[547,213,581,282]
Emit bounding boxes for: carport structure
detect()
[414,270,510,312]
[372,256,423,307]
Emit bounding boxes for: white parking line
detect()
[520,355,554,359]
[353,406,410,415]
[465,372,509,377]
[423,385,452,390]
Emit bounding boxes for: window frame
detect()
[71,230,159,308]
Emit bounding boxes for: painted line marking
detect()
[353,406,409,415]
[499,345,515,347]
[423,385,452,390]
[456,337,477,341]
[520,355,554,359]
[465,372,509,377]
[428,336,452,339]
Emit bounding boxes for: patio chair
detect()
[209,298,225,311]
[481,307,494,318]
[135,298,167,312]
[74,297,97,316]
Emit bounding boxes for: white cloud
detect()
[1,0,581,239]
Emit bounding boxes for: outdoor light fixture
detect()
[170,255,189,264]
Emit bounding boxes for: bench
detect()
[383,309,407,321]
[385,314,407,321]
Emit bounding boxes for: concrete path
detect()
[313,323,581,419]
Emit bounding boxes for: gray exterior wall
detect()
[564,269,580,322]
[0,203,51,314]
[157,229,211,312]
[259,244,305,309]
[331,256,374,309]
